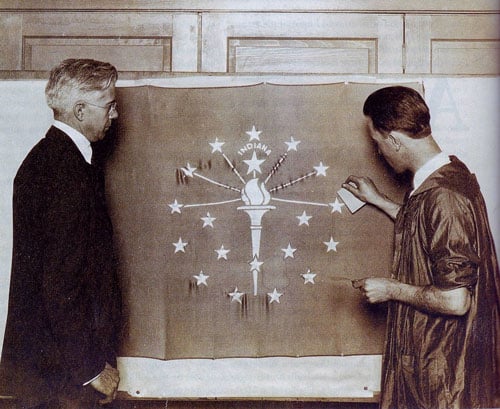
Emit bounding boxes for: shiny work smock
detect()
[381,156,500,409]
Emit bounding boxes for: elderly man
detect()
[344,86,499,409]
[0,59,122,408]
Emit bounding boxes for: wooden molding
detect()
[0,0,499,13]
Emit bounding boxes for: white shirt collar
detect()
[410,152,450,196]
[53,120,92,164]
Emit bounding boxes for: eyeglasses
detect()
[84,100,118,116]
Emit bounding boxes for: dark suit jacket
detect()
[0,126,122,406]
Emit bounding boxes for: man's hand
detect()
[352,277,400,303]
[343,176,401,220]
[90,362,120,405]
[343,176,383,204]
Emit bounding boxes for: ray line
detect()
[269,171,316,193]
[221,152,246,184]
[183,198,241,208]
[271,197,329,207]
[264,153,287,185]
[193,172,241,192]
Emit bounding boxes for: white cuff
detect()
[83,372,101,386]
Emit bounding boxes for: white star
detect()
[284,136,301,151]
[246,125,262,141]
[201,212,216,228]
[215,245,230,260]
[314,162,329,177]
[229,287,245,304]
[249,256,263,272]
[173,237,188,253]
[181,163,197,178]
[267,288,283,304]
[297,211,312,226]
[193,271,209,286]
[168,199,183,214]
[329,198,345,214]
[301,269,317,284]
[209,137,225,153]
[324,237,339,252]
[281,243,297,259]
[243,151,265,175]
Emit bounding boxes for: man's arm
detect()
[353,277,471,316]
[342,175,401,220]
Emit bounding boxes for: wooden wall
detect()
[1,1,499,78]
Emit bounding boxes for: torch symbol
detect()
[238,178,276,295]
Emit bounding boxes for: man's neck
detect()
[406,135,442,174]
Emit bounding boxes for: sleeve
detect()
[40,168,105,385]
[425,189,480,290]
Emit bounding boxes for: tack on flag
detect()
[106,82,415,359]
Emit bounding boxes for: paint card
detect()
[337,187,366,213]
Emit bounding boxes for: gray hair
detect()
[45,58,118,116]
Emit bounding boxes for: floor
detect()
[0,398,379,409]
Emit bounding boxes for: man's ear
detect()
[388,133,402,152]
[73,102,85,121]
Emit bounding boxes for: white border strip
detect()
[117,355,382,399]
[116,75,422,88]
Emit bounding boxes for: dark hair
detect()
[363,86,431,139]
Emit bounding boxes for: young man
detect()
[0,59,122,408]
[344,86,499,408]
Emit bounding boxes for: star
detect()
[281,243,297,259]
[324,237,339,252]
[284,136,301,151]
[329,198,345,214]
[243,151,265,175]
[215,245,230,260]
[267,288,283,304]
[249,256,263,272]
[301,268,317,284]
[173,237,188,253]
[209,137,225,153]
[168,199,183,214]
[246,125,262,141]
[297,211,312,226]
[201,212,216,228]
[314,162,329,177]
[181,163,197,178]
[229,287,245,304]
[193,271,209,286]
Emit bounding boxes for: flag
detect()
[107,82,416,359]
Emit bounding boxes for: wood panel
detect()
[0,12,199,72]
[405,14,500,74]
[23,37,171,72]
[432,40,499,75]
[0,14,22,70]
[228,39,376,74]
[202,13,403,73]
